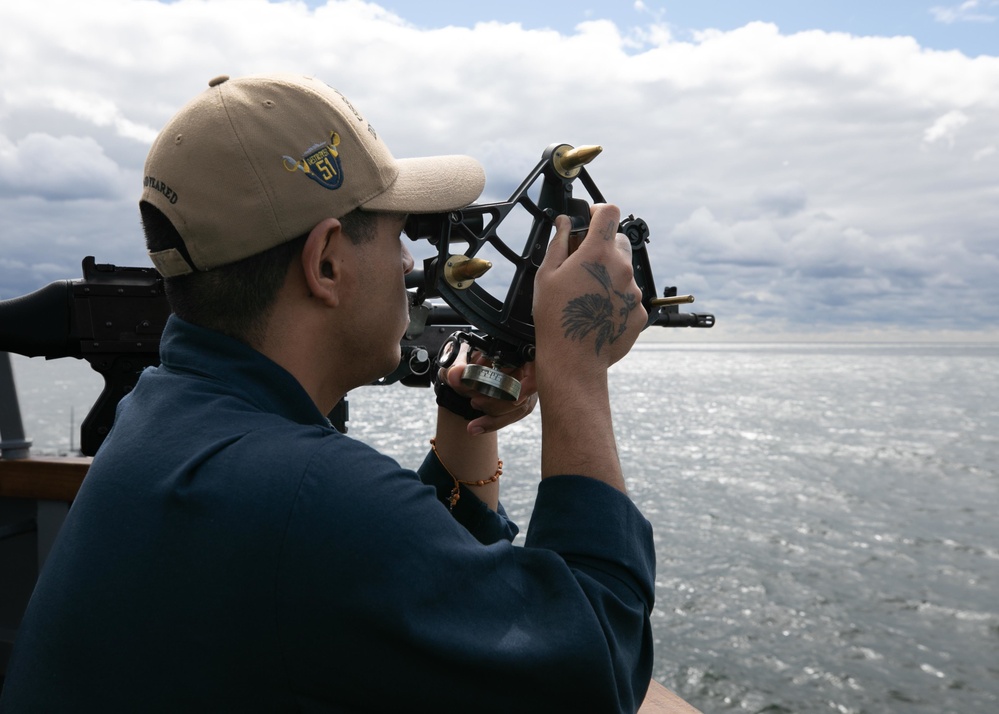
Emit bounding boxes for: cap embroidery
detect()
[282,131,343,190]
[144,175,179,204]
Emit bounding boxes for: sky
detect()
[1,0,997,340]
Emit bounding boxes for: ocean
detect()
[6,340,999,713]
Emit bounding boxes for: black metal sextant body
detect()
[403,142,714,399]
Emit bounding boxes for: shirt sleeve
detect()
[276,435,656,714]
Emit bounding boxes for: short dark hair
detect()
[141,201,379,346]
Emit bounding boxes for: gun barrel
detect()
[650,311,716,328]
[0,280,77,358]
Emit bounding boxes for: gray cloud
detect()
[0,134,129,201]
[753,182,808,217]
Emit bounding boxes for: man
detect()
[1,73,654,712]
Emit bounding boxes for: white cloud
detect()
[923,110,970,147]
[2,87,159,143]
[973,144,997,160]
[0,1,997,333]
[930,1,999,24]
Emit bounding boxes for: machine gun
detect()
[0,143,713,455]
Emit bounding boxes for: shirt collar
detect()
[158,314,332,428]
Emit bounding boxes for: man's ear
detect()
[302,217,344,307]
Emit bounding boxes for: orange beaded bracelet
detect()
[429,438,503,510]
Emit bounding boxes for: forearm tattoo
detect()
[561,261,638,355]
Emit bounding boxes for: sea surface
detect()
[6,341,999,713]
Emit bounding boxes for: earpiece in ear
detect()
[321,261,334,278]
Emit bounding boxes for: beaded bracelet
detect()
[429,438,503,510]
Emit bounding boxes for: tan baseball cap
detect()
[142,73,486,277]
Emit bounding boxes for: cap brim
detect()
[361,155,485,214]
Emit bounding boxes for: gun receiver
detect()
[0,257,170,456]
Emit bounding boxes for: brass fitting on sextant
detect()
[551,144,603,179]
[444,255,492,290]
[650,295,695,307]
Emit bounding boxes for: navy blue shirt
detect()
[2,316,655,713]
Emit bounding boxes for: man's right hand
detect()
[533,203,647,381]
[531,203,647,490]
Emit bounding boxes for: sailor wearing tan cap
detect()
[2,73,652,714]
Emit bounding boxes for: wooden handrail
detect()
[0,458,700,712]
[0,456,90,501]
[640,680,702,713]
